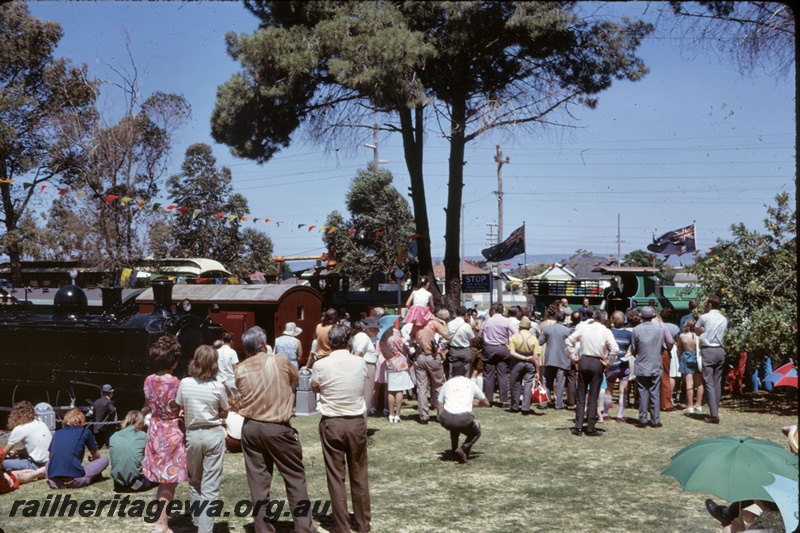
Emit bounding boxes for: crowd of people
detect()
[3,287,793,533]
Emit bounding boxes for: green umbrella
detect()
[662,436,799,503]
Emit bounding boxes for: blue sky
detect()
[27,1,796,265]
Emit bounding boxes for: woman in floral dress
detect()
[143,335,188,533]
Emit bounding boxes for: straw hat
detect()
[282,322,302,336]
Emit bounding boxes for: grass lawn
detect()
[1,390,796,533]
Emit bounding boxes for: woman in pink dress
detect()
[143,335,188,533]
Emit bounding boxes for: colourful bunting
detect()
[136,199,145,208]
[297,224,306,230]
[228,215,238,222]
[76,191,86,199]
[121,197,133,204]
[214,213,226,219]
[106,195,119,204]
[58,188,69,195]
[375,231,383,238]
[151,203,162,212]
[192,209,202,220]
[328,227,337,234]
[240,216,249,222]
[166,205,176,211]
[179,207,190,216]
[0,179,13,184]
[40,185,50,193]
[264,218,270,224]
[348,229,356,237]
[308,225,316,232]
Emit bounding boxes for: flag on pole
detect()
[481,224,525,262]
[646,223,696,256]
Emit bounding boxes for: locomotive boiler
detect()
[0,280,222,423]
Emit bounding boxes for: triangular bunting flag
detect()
[121,196,133,204]
[179,207,190,216]
[308,225,316,232]
[58,188,69,195]
[166,205,176,211]
[214,213,226,219]
[192,209,202,220]
[106,195,120,204]
[40,185,50,193]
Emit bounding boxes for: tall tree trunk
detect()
[0,161,22,286]
[443,97,466,309]
[398,106,440,302]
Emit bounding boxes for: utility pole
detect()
[618,213,621,263]
[485,221,497,308]
[363,123,388,168]
[494,145,509,306]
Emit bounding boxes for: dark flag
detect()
[647,223,696,256]
[481,225,525,262]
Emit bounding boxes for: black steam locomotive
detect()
[0,280,222,422]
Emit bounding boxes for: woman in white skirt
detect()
[379,316,414,423]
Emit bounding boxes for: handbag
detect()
[531,383,549,404]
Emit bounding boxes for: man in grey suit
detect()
[538,310,572,410]
[631,306,674,428]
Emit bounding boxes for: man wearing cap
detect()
[565,310,618,436]
[507,317,540,414]
[311,324,370,533]
[352,317,380,420]
[274,322,304,369]
[695,293,728,424]
[92,384,118,449]
[630,306,674,428]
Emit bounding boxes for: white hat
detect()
[282,322,302,336]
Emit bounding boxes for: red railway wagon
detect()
[136,284,323,358]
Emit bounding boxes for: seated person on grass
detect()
[109,410,157,492]
[46,408,109,489]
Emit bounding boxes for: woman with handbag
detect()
[676,319,704,414]
[379,316,415,423]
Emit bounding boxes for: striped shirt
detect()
[235,351,299,423]
[175,377,228,429]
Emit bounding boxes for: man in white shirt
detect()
[311,324,370,533]
[352,317,381,420]
[437,366,490,463]
[447,306,475,378]
[695,293,728,424]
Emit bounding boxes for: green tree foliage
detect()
[322,167,415,288]
[622,249,675,286]
[160,143,273,278]
[0,1,97,284]
[687,192,796,361]
[211,1,653,307]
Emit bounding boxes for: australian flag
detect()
[482,225,525,262]
[647,223,696,256]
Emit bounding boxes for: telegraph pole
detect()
[485,221,497,308]
[494,145,509,306]
[364,123,388,168]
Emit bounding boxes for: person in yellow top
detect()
[507,317,542,415]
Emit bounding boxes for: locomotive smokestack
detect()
[101,286,123,313]
[151,280,174,315]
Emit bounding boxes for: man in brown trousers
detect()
[311,324,371,532]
